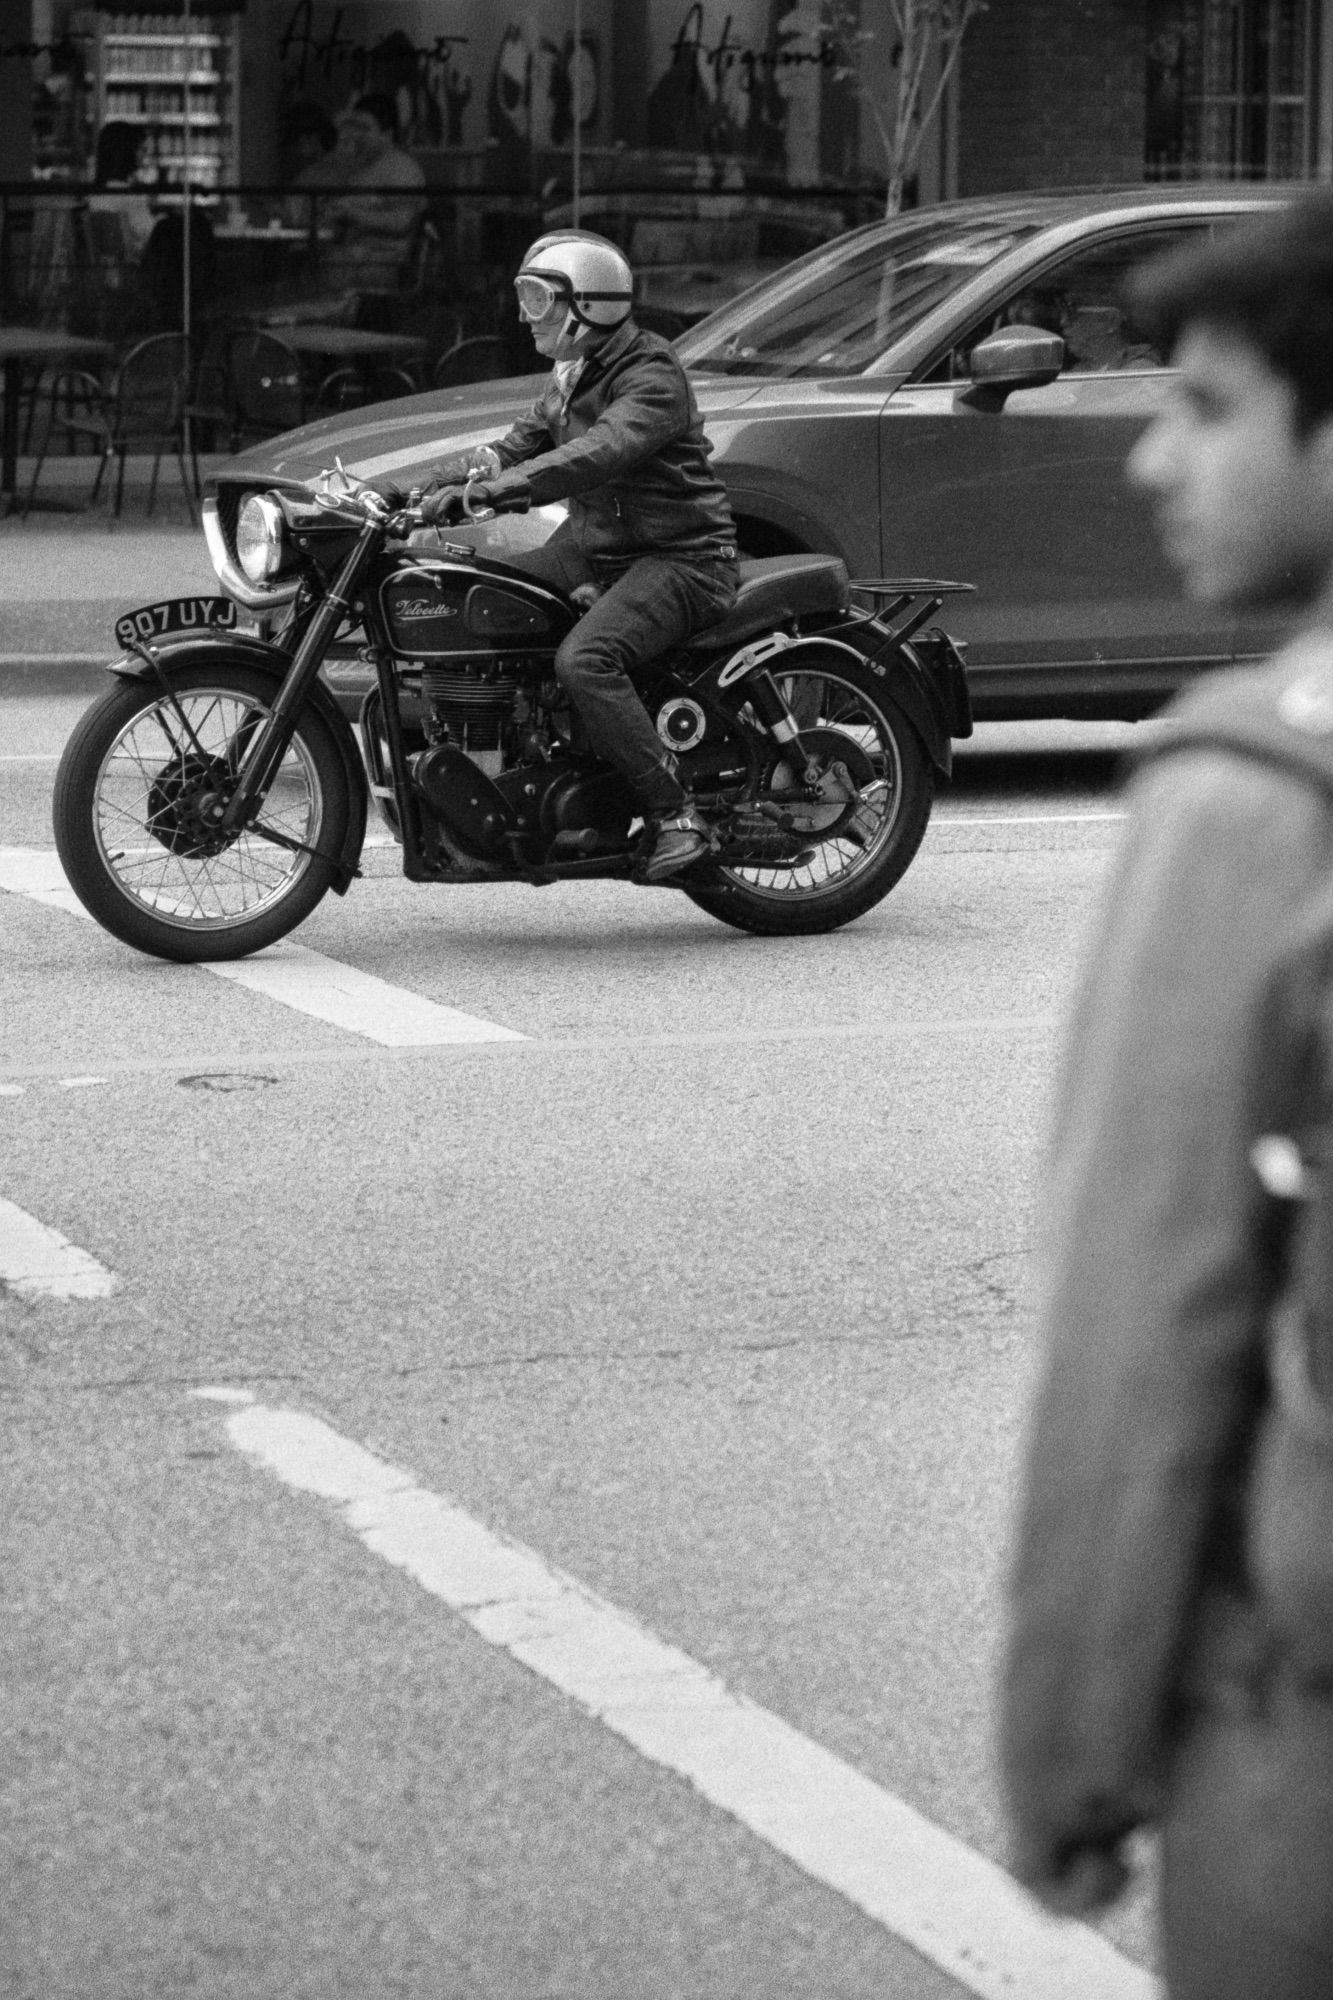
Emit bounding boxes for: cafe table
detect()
[0,327,111,513]
[270,324,427,369]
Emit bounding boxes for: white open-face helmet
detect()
[514,230,634,355]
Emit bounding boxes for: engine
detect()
[420,663,522,775]
[371,555,747,868]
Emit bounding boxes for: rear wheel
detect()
[52,663,352,962]
[684,653,933,936]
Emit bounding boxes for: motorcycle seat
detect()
[684,554,849,651]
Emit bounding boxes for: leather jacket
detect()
[471,318,737,561]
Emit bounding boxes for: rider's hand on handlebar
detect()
[418,482,469,526]
[419,473,532,526]
[368,478,411,509]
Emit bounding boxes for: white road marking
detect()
[0,1084,25,1097]
[212,1399,1157,2000]
[205,944,525,1045]
[933,811,1126,827]
[0,1197,118,1299]
[0,845,88,918]
[58,1075,106,1089]
[0,847,523,1047]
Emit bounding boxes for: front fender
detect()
[107,634,368,893]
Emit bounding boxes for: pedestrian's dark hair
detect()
[1129,191,1333,434]
[353,93,398,140]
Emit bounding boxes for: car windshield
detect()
[676,212,1044,379]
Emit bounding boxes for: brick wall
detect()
[957,0,1147,194]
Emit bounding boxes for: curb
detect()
[0,655,109,685]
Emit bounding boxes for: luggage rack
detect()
[848,576,975,648]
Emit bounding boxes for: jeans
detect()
[511,537,739,814]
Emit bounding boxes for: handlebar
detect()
[310,459,528,539]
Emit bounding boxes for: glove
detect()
[420,473,531,526]
[368,479,410,509]
[419,482,469,526]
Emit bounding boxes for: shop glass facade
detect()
[1146,0,1320,179]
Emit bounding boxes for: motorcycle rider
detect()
[415,230,740,881]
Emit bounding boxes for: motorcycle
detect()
[52,465,974,962]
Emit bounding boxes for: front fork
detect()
[217,522,380,835]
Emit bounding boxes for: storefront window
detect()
[1146,0,1317,180]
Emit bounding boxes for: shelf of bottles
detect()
[91,13,238,190]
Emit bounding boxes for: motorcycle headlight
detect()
[236,493,286,584]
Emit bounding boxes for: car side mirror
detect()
[955,326,1065,414]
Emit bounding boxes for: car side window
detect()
[921,226,1213,385]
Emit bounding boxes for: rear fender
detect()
[718,632,957,777]
[106,633,368,892]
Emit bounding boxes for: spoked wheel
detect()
[684,654,933,936]
[52,663,352,962]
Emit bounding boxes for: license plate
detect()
[114,596,238,650]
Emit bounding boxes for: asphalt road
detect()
[1,693,1165,2000]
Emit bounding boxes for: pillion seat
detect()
[685,554,849,651]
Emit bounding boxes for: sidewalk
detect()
[1,454,228,686]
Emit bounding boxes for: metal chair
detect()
[432,335,512,388]
[228,330,306,446]
[184,319,250,494]
[23,331,194,520]
[306,361,421,418]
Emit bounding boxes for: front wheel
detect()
[52,663,353,962]
[684,652,934,936]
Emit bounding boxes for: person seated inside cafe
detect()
[319,94,425,299]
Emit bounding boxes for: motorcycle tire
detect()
[52,662,353,963]
[684,651,934,937]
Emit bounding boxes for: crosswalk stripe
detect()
[213,1398,1159,2000]
[205,944,524,1046]
[0,846,523,1047]
[0,1197,117,1299]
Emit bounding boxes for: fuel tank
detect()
[378,558,573,661]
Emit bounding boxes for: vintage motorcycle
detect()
[52,466,974,962]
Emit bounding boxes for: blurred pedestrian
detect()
[1001,192,1333,1999]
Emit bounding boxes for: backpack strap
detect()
[1134,668,1333,801]
[1134,660,1333,1418]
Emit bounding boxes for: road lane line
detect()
[0,1197,117,1299]
[0,846,523,1047]
[932,811,1126,827]
[212,1398,1157,2000]
[0,1013,1060,1089]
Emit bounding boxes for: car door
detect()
[877,222,1286,717]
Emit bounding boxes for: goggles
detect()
[514,273,570,323]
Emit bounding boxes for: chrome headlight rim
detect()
[236,492,287,584]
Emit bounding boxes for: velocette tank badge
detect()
[393,597,460,621]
